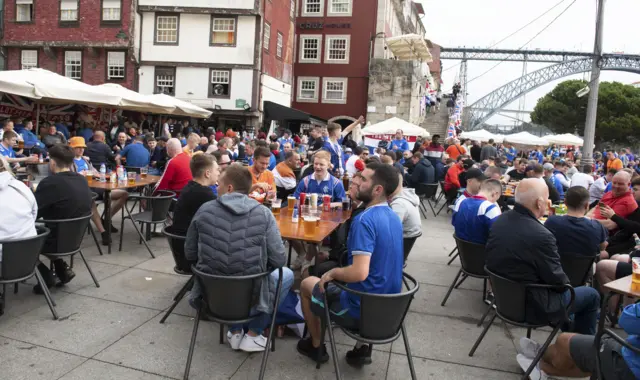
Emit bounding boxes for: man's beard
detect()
[356,187,374,204]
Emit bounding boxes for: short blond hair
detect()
[313,150,331,163]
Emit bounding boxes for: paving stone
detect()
[386,353,520,379]
[58,359,172,380]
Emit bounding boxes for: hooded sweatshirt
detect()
[0,172,37,259]
[185,192,286,314]
[389,188,422,238]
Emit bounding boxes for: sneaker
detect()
[300,259,314,275]
[519,337,542,359]
[516,353,548,380]
[101,231,112,246]
[297,337,329,363]
[290,255,306,270]
[239,334,267,352]
[484,291,495,306]
[227,330,244,351]
[345,344,372,366]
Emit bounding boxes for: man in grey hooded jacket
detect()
[389,170,422,239]
[186,163,293,353]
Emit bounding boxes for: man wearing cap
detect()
[116,135,150,168]
[405,152,435,188]
[389,129,409,153]
[452,179,502,245]
[453,168,486,212]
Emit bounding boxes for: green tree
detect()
[530,80,640,144]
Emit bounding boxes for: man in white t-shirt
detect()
[345,146,369,177]
[570,164,595,190]
[589,169,615,206]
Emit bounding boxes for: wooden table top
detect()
[604,275,640,298]
[274,207,350,243]
[88,175,161,191]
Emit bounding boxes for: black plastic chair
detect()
[403,234,421,264]
[0,226,58,319]
[560,253,597,288]
[415,183,439,218]
[159,226,195,324]
[118,190,175,258]
[469,267,575,380]
[124,166,142,174]
[441,236,488,306]
[595,328,640,379]
[88,192,104,256]
[447,233,459,266]
[317,273,420,380]
[436,181,450,216]
[183,266,283,380]
[39,214,100,288]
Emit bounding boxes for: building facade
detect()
[1,0,135,88]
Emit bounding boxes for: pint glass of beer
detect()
[632,258,640,291]
[287,196,296,213]
[127,172,136,185]
[271,199,282,215]
[303,215,318,236]
[140,167,148,178]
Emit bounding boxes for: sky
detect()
[416,0,640,126]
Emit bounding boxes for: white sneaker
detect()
[519,337,543,359]
[516,353,548,380]
[239,334,268,352]
[227,330,244,351]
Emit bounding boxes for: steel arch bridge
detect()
[466,54,640,130]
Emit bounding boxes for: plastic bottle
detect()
[292,202,299,223]
[110,171,117,183]
[38,153,43,163]
[100,163,107,182]
[116,165,124,182]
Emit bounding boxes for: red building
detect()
[292,0,377,125]
[261,0,295,106]
[2,0,135,89]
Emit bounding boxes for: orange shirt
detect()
[249,166,275,189]
[445,144,466,160]
[607,158,623,171]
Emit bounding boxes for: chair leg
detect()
[521,325,561,380]
[401,323,417,380]
[418,201,428,219]
[183,305,202,380]
[34,270,59,320]
[259,269,283,380]
[160,277,193,324]
[403,276,411,291]
[78,251,99,288]
[125,209,155,258]
[447,252,459,266]
[14,282,18,294]
[70,255,74,269]
[526,328,532,339]
[469,312,497,356]
[219,324,224,345]
[477,304,494,327]
[454,274,467,289]
[448,247,458,257]
[88,224,104,256]
[118,208,126,252]
[427,199,438,218]
[441,269,462,307]
[436,201,448,216]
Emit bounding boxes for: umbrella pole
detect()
[35,103,40,136]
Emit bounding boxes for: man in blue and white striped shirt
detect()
[452,179,503,245]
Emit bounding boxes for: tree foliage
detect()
[530,80,640,144]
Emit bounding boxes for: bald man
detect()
[486,179,600,339]
[155,138,193,196]
[85,130,117,169]
[589,171,638,231]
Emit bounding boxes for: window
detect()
[263,23,270,51]
[328,0,351,15]
[107,51,125,80]
[64,51,82,80]
[154,67,176,95]
[302,0,323,16]
[290,0,295,18]
[60,0,78,22]
[299,35,321,63]
[323,77,347,104]
[102,0,121,22]
[209,69,231,98]
[16,0,33,22]
[21,50,37,69]
[297,77,319,102]
[276,32,283,58]
[211,17,236,46]
[325,35,350,63]
[155,14,179,44]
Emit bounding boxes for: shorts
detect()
[310,282,359,331]
[92,188,106,201]
[616,262,633,279]
[569,335,636,379]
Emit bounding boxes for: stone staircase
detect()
[421,104,450,137]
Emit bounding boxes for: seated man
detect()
[297,163,404,366]
[453,168,486,211]
[597,177,640,256]
[389,168,422,240]
[590,171,638,231]
[544,163,565,201]
[516,303,639,380]
[41,124,67,148]
[404,152,435,188]
[443,157,470,204]
[249,146,276,199]
[155,138,193,196]
[185,163,293,352]
[172,153,220,235]
[505,158,528,182]
[273,150,300,200]
[34,145,92,292]
[526,164,561,204]
[590,169,616,207]
[452,179,502,245]
[0,131,38,169]
[85,131,117,170]
[544,187,608,258]
[116,135,150,168]
[486,179,600,335]
[569,164,595,190]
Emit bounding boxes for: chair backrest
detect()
[1,226,50,281]
[162,225,191,273]
[40,214,92,254]
[148,191,176,222]
[403,234,421,262]
[357,273,419,340]
[560,253,597,287]
[485,266,528,323]
[454,235,488,277]
[415,183,438,198]
[192,266,270,322]
[125,166,142,174]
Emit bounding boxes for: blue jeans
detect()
[230,267,294,335]
[562,286,600,335]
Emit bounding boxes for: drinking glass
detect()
[127,172,136,185]
[140,167,148,178]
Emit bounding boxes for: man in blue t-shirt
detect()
[544,186,608,258]
[0,130,38,168]
[116,135,150,168]
[293,150,346,204]
[452,179,502,245]
[297,163,404,366]
[389,129,409,153]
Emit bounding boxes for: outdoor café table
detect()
[275,207,351,267]
[89,174,161,254]
[594,275,640,378]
